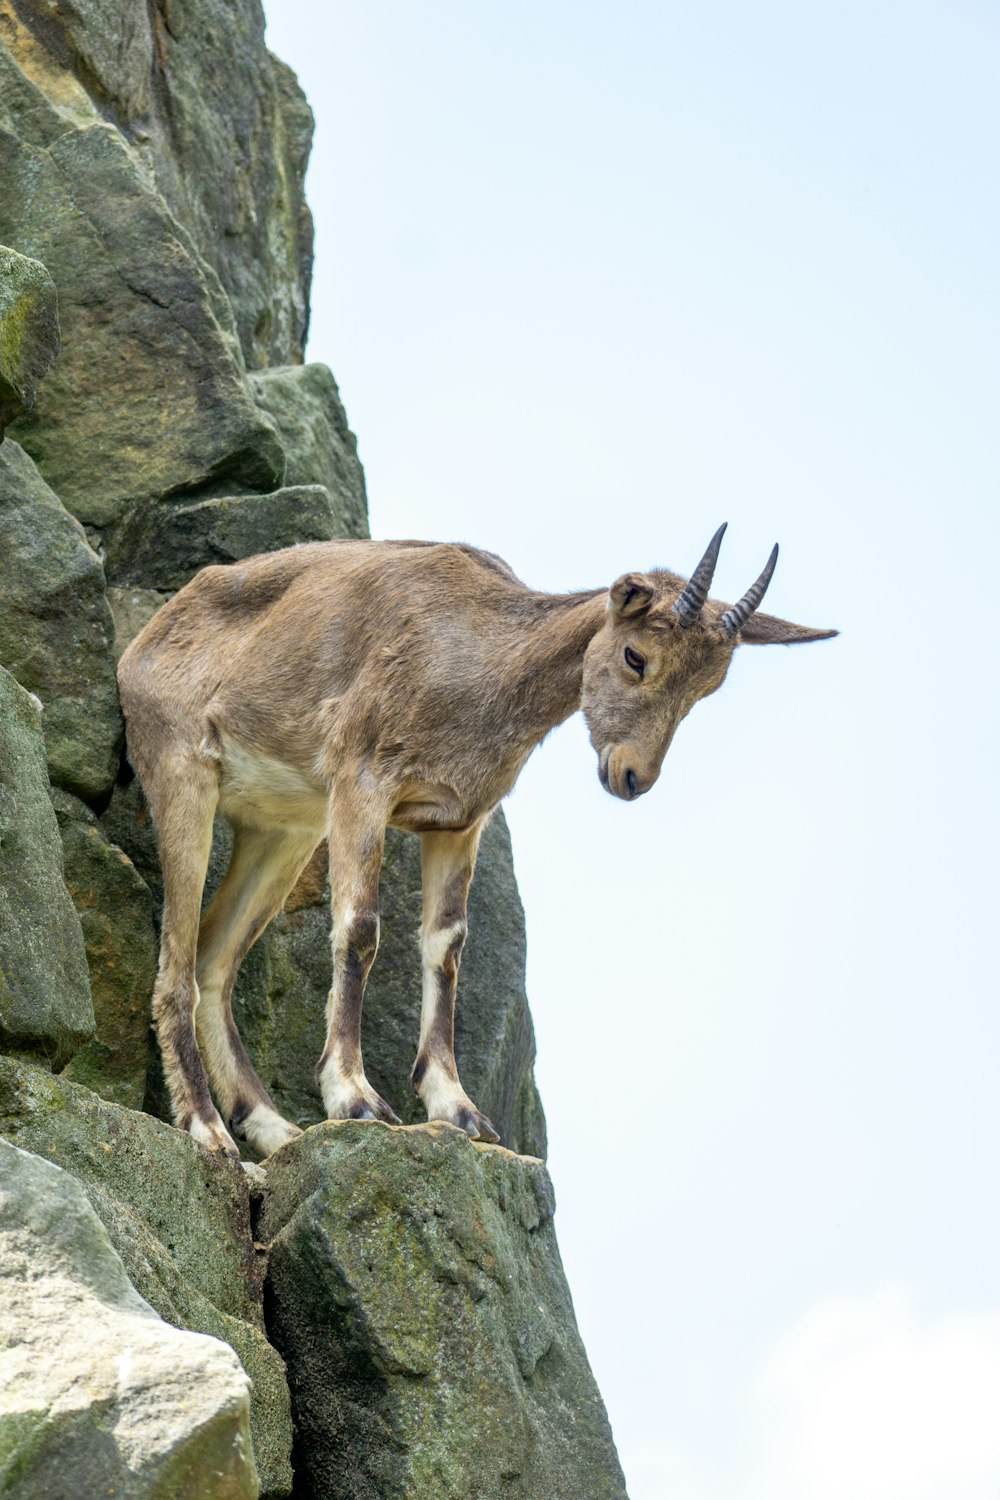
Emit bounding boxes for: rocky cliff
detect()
[0,5,627,1496]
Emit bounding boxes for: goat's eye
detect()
[624,646,645,678]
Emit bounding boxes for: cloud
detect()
[625,1289,1000,1500]
[746,1287,1000,1500]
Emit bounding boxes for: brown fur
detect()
[118,538,835,1156]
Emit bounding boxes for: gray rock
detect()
[0,1135,259,1500]
[0,1057,293,1498]
[0,668,93,1067]
[0,243,60,438]
[53,791,157,1111]
[260,1120,628,1500]
[103,484,340,589]
[0,0,313,371]
[106,585,173,659]
[0,87,284,525]
[0,438,121,803]
[251,364,369,539]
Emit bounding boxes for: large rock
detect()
[54,792,157,1111]
[260,1120,628,1500]
[251,364,369,539]
[0,1058,293,1498]
[103,484,341,589]
[0,54,284,526]
[0,0,312,372]
[104,780,547,1158]
[0,243,60,438]
[0,438,121,802]
[0,668,93,1067]
[0,1136,259,1500]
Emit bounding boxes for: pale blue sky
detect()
[263,3,999,1493]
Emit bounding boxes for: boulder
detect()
[53,792,157,1111]
[0,243,60,438]
[0,0,312,373]
[103,484,341,589]
[0,68,284,526]
[0,1136,259,1500]
[251,364,369,539]
[0,438,121,803]
[0,1058,293,1498]
[0,668,93,1067]
[260,1120,628,1500]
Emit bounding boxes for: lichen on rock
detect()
[0,244,59,438]
[261,1120,628,1500]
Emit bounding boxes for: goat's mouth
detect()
[597,749,640,802]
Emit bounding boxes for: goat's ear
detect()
[737,611,839,645]
[609,573,655,618]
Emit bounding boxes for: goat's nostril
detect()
[625,768,637,799]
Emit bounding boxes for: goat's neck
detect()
[510,588,607,744]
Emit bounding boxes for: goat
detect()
[117,526,836,1158]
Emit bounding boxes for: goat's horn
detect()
[721,543,779,636]
[673,522,727,627]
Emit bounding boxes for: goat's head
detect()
[581,523,837,801]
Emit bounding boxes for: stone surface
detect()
[0,243,59,438]
[251,364,369,539]
[0,0,312,373]
[261,1120,628,1500]
[103,484,341,589]
[0,438,121,802]
[53,792,156,1111]
[104,780,547,1159]
[0,1058,293,1498]
[107,585,173,658]
[0,67,284,525]
[0,1135,259,1500]
[0,668,93,1067]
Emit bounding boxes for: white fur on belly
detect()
[218,734,328,830]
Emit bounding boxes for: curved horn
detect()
[673,522,727,627]
[721,543,779,636]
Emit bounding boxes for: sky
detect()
[262,3,1000,1494]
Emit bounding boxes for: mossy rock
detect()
[0,244,60,438]
[0,1058,293,1498]
[0,1136,259,1500]
[0,668,93,1067]
[250,364,369,540]
[0,439,121,803]
[53,792,157,1111]
[260,1120,628,1500]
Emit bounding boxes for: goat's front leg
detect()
[412,821,499,1143]
[317,786,400,1124]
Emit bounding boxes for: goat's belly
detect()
[389,781,480,834]
[218,735,328,831]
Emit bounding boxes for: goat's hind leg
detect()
[146,754,238,1155]
[195,823,320,1158]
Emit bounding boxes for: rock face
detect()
[0,2,625,1494]
[0,667,93,1066]
[0,1057,292,1498]
[54,792,157,1111]
[0,1135,259,1500]
[0,244,59,437]
[261,1121,628,1500]
[0,438,121,803]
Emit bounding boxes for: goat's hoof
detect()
[338,1091,402,1126]
[454,1105,500,1144]
[189,1116,241,1158]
